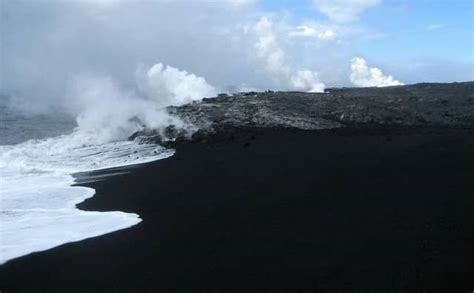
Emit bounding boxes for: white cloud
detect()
[76,0,256,6]
[426,24,446,31]
[227,0,257,7]
[288,25,337,41]
[313,0,381,23]
[350,57,404,87]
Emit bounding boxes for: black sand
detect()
[1,126,474,292]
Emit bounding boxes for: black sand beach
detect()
[1,126,474,292]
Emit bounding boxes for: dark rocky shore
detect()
[132,82,473,145]
[179,82,474,128]
[1,82,473,292]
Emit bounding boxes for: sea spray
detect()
[0,63,215,264]
[0,128,175,264]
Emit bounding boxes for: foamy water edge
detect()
[0,135,174,264]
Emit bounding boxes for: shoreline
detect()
[1,126,473,292]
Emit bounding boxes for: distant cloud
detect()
[362,31,388,40]
[227,0,258,7]
[426,24,447,31]
[313,0,381,23]
[350,57,404,87]
[77,0,257,6]
[288,24,337,41]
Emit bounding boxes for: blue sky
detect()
[258,0,473,83]
[260,0,473,62]
[360,1,473,62]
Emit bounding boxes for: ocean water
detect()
[0,106,173,264]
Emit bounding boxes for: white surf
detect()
[0,132,174,264]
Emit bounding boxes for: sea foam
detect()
[0,132,174,264]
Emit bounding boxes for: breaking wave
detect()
[0,63,215,264]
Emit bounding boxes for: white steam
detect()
[0,61,214,264]
[0,0,260,114]
[254,17,291,80]
[135,63,217,107]
[253,17,325,92]
[0,62,216,264]
[350,57,404,87]
[67,63,215,144]
[290,70,326,93]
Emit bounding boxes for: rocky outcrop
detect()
[131,82,474,145]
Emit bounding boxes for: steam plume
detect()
[350,57,404,87]
[253,17,325,92]
[135,63,217,107]
[68,63,216,144]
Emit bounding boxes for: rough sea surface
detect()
[0,106,172,264]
